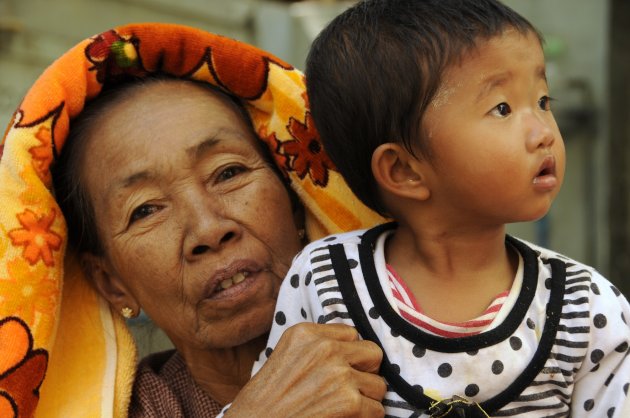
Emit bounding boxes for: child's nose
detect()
[526,113,556,152]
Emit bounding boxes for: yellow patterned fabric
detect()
[0,23,384,417]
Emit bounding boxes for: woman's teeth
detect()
[219,272,248,290]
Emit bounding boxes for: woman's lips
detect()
[207,272,258,301]
[218,271,249,291]
[202,260,263,300]
[533,155,557,190]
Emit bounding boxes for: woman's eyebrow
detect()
[187,127,253,163]
[107,170,154,198]
[108,136,227,196]
[187,137,221,163]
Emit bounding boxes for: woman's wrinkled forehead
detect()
[83,80,255,168]
[78,79,252,158]
[100,79,246,129]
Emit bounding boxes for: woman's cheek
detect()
[112,234,176,289]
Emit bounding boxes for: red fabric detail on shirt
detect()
[387,264,509,337]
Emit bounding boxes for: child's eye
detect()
[538,95,553,111]
[217,165,246,182]
[491,102,512,117]
[129,204,159,225]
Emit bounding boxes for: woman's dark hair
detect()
[306,0,541,214]
[52,76,286,255]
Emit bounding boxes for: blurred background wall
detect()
[1,0,628,357]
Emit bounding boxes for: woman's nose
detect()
[182,194,241,260]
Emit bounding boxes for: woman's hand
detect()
[225,323,386,417]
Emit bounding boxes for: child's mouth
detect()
[533,155,557,188]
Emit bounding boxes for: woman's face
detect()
[81,81,303,350]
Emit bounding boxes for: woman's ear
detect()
[80,253,139,317]
[286,185,307,242]
[371,143,431,201]
[293,200,307,243]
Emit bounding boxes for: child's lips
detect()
[533,155,557,190]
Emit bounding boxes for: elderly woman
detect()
[0,24,386,417]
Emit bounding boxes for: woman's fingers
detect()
[343,339,383,374]
[227,323,386,417]
[286,323,383,373]
[281,323,387,403]
[302,322,362,341]
[355,368,388,401]
[360,397,386,418]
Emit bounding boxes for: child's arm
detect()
[571,271,630,417]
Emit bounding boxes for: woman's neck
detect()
[176,333,267,406]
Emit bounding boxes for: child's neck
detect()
[385,223,518,323]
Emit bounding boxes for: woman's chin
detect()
[194,305,275,350]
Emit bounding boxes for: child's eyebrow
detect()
[476,71,512,102]
[536,65,548,83]
[476,65,548,102]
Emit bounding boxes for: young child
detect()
[250,0,630,417]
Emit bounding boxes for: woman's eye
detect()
[491,102,512,117]
[538,95,553,111]
[129,204,159,224]
[217,165,246,182]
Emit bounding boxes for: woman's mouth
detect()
[217,271,249,291]
[202,260,265,300]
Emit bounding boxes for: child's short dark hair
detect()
[306,0,540,214]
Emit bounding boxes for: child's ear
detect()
[371,143,431,201]
[80,253,139,317]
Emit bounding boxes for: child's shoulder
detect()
[512,236,625,302]
[302,228,369,253]
[292,224,392,267]
[512,235,594,270]
[301,222,395,254]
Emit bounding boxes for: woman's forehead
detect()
[103,80,245,125]
[79,80,258,191]
[86,81,251,151]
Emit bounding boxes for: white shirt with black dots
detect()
[251,223,630,418]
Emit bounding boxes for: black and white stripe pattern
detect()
[250,224,630,417]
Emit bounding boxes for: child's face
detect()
[421,29,565,226]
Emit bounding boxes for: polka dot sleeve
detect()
[571,271,630,417]
[249,246,324,377]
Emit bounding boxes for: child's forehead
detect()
[439,30,545,85]
[423,30,547,113]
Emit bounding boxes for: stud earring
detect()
[121,307,134,319]
[297,228,306,240]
